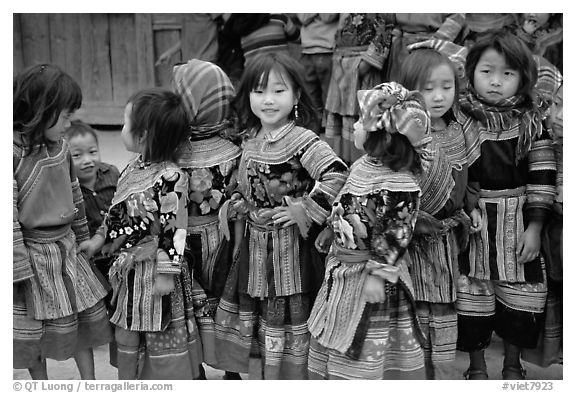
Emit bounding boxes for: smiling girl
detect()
[214,52,348,379]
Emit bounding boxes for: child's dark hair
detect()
[65,119,99,145]
[126,88,189,163]
[364,132,423,176]
[465,30,537,105]
[397,48,459,124]
[14,63,82,154]
[233,52,317,131]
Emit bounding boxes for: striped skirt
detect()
[214,231,319,379]
[185,216,236,367]
[13,286,112,368]
[13,227,112,368]
[307,248,424,379]
[308,288,424,379]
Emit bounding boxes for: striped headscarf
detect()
[172,59,235,141]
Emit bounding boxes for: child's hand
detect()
[77,235,105,259]
[315,227,334,254]
[469,208,483,233]
[362,274,386,304]
[516,224,542,264]
[153,274,175,296]
[173,228,187,256]
[358,59,372,78]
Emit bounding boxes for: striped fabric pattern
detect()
[415,302,458,363]
[22,229,109,320]
[308,288,424,379]
[172,59,235,141]
[13,178,34,283]
[14,289,111,367]
[247,223,301,298]
[242,14,299,61]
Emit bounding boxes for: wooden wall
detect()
[13,13,185,126]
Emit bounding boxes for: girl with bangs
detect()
[213,52,348,379]
[455,30,557,380]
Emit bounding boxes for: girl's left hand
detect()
[516,224,542,264]
[153,274,175,295]
[272,207,296,227]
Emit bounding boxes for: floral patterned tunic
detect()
[308,155,422,356]
[104,158,188,331]
[237,122,348,298]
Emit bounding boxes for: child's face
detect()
[353,119,367,151]
[419,63,455,124]
[522,13,551,34]
[121,103,142,154]
[68,133,101,185]
[550,86,563,139]
[249,69,298,131]
[473,48,520,105]
[44,110,74,142]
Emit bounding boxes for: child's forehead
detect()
[68,132,99,147]
[257,68,290,86]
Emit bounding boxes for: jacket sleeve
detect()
[13,175,34,283]
[69,153,91,243]
[433,13,465,42]
[526,135,557,223]
[299,138,349,225]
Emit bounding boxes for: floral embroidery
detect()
[246,152,315,208]
[105,172,185,258]
[332,190,418,265]
[186,159,238,216]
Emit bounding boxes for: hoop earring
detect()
[294,104,299,120]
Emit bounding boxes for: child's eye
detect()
[72,154,80,159]
[252,89,263,94]
[275,89,286,93]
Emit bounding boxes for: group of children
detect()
[13,27,562,381]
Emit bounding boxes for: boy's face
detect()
[550,86,563,139]
[68,133,101,185]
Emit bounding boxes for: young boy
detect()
[65,120,120,278]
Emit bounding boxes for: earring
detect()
[294,103,299,120]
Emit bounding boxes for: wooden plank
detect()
[20,14,50,66]
[109,14,138,103]
[153,27,181,88]
[48,14,82,84]
[75,101,125,125]
[79,14,113,103]
[152,13,182,30]
[134,14,156,89]
[13,14,24,75]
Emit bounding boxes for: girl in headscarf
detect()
[307,82,431,379]
[172,59,244,380]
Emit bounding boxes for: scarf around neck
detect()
[459,86,543,163]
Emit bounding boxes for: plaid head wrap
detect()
[172,59,235,141]
[356,82,432,156]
